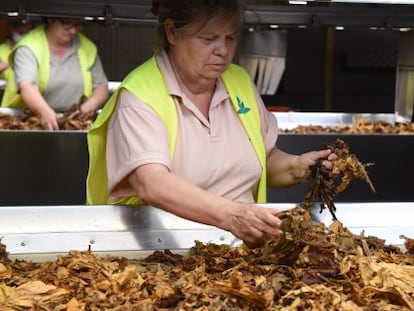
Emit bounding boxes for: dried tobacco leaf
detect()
[302,138,375,220]
[401,235,414,255]
[0,103,97,130]
[283,117,414,135]
[1,205,413,310]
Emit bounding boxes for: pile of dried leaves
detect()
[1,207,414,310]
[283,117,414,135]
[0,104,97,131]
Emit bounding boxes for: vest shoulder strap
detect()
[12,25,49,91]
[0,43,12,80]
[87,56,177,205]
[77,33,97,97]
[223,64,267,203]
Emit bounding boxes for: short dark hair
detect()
[152,0,240,51]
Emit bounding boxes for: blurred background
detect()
[1,0,412,113]
[1,0,414,205]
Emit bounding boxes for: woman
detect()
[1,17,109,130]
[0,20,32,86]
[87,0,336,245]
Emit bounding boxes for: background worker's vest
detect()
[0,43,12,81]
[1,25,97,109]
[86,56,267,205]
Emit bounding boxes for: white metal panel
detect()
[0,203,412,255]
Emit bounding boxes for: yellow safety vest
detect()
[86,55,267,205]
[0,42,12,81]
[1,25,97,109]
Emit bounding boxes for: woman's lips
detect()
[208,63,226,71]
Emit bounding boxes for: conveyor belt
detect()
[0,203,412,259]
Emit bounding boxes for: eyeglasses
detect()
[58,18,82,30]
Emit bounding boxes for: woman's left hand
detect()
[292,149,337,182]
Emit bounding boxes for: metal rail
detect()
[0,203,412,256]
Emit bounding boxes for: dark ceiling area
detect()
[1,0,414,28]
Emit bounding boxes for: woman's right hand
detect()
[19,81,59,130]
[39,107,59,130]
[223,203,283,246]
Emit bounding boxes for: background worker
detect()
[0,20,32,88]
[1,17,108,130]
[87,0,336,246]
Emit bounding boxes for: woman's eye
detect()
[202,37,215,42]
[229,34,240,41]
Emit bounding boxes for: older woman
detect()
[87,0,336,245]
[1,17,109,130]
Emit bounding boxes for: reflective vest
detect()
[1,25,97,109]
[0,42,12,81]
[86,56,267,205]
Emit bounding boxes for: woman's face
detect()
[49,18,82,44]
[166,12,239,82]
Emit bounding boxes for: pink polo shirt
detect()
[106,51,279,203]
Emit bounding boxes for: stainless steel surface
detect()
[0,205,231,254]
[394,66,414,123]
[395,33,414,123]
[0,203,411,257]
[108,81,121,94]
[0,204,295,255]
[0,107,25,118]
[310,202,414,246]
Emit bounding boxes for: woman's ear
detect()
[164,18,177,45]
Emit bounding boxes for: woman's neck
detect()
[168,51,215,96]
[168,52,216,118]
[46,29,71,59]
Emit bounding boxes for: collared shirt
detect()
[14,36,108,112]
[106,51,278,203]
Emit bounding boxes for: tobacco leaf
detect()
[1,205,414,310]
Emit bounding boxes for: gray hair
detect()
[151,0,240,51]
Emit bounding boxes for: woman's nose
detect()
[68,27,78,35]
[215,40,228,56]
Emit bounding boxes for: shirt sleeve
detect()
[106,89,171,199]
[252,83,279,155]
[13,46,39,89]
[90,54,108,88]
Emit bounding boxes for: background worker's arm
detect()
[19,80,59,130]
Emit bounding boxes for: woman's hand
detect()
[222,203,283,245]
[79,100,95,115]
[222,150,337,245]
[39,106,59,130]
[19,81,59,130]
[267,148,337,187]
[80,85,109,116]
[291,149,337,182]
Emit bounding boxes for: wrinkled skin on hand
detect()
[39,107,59,130]
[293,149,337,182]
[224,203,283,246]
[226,149,336,247]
